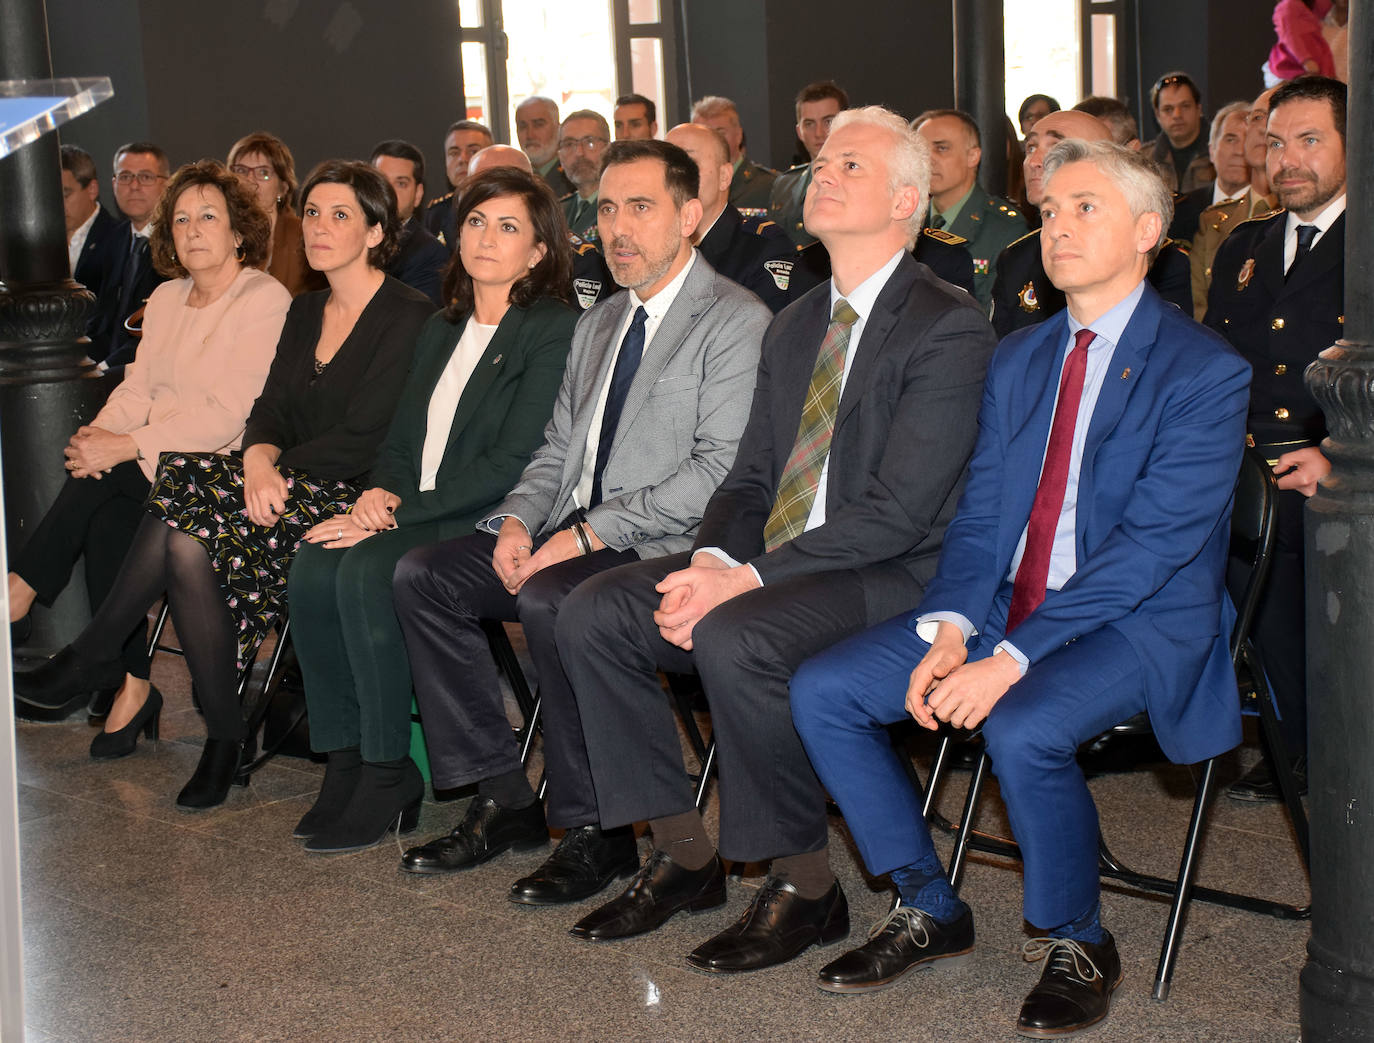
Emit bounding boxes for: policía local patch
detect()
[763,259,793,291]
[1237,257,1255,291]
[573,278,602,310]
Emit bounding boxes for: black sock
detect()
[478,766,536,809]
[648,809,715,871]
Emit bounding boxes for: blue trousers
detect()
[791,613,1146,929]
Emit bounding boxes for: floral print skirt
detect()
[146,452,359,671]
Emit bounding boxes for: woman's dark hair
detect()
[227,130,299,211]
[298,159,401,269]
[148,159,272,278]
[440,167,574,321]
[1018,94,1062,126]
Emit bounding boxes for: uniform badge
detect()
[764,259,793,291]
[573,278,602,310]
[973,258,989,275]
[1018,281,1039,313]
[436,231,446,246]
[1237,258,1255,291]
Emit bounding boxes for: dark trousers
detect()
[791,611,1146,930]
[1248,487,1306,754]
[392,530,635,827]
[289,521,457,762]
[558,551,873,864]
[11,461,150,675]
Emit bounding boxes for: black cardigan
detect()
[243,275,434,482]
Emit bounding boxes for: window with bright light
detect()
[1005,1,1081,132]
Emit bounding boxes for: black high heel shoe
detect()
[304,758,424,854]
[14,645,126,717]
[175,737,251,811]
[89,686,163,760]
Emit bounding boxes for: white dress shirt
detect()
[67,206,99,274]
[1283,193,1345,273]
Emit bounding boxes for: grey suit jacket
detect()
[482,253,770,558]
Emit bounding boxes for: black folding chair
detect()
[908,447,1310,1001]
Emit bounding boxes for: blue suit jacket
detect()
[916,282,1253,764]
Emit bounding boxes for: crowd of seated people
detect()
[11,61,1348,1036]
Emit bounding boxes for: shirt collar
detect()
[932,184,976,227]
[830,248,905,323]
[1213,182,1248,206]
[70,205,99,244]
[630,248,698,320]
[1287,192,1346,234]
[1066,279,1146,350]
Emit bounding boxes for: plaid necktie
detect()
[763,298,860,551]
[1006,327,1096,632]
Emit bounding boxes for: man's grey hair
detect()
[517,95,559,120]
[561,109,611,140]
[1041,138,1174,263]
[828,105,931,242]
[691,95,739,123]
[1208,100,1250,151]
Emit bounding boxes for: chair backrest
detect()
[1228,446,1280,661]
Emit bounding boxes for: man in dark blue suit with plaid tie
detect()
[792,139,1251,1037]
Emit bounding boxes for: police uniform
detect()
[562,192,599,242]
[729,157,778,219]
[567,232,615,312]
[386,216,450,306]
[790,228,976,301]
[1189,189,1277,319]
[989,228,1193,338]
[932,182,1028,310]
[1168,183,1215,247]
[697,206,797,313]
[536,159,576,200]
[423,190,458,253]
[768,163,814,248]
[1204,207,1345,767]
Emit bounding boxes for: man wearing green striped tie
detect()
[560,105,998,979]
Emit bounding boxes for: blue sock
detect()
[1047,900,1106,944]
[891,855,967,925]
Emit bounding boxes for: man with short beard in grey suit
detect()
[391,140,770,901]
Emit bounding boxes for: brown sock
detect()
[648,809,715,871]
[770,848,834,899]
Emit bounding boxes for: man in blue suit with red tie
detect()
[791,139,1252,1037]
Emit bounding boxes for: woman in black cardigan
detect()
[16,161,433,810]
[288,167,576,853]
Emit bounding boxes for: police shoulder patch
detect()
[763,258,793,291]
[923,227,968,246]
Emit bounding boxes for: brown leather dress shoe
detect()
[817,903,974,993]
[1016,931,1123,1038]
[570,849,726,940]
[687,877,849,973]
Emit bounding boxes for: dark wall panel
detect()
[681,0,773,164]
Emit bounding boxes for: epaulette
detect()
[1241,206,1285,225]
[922,227,968,246]
[747,218,780,236]
[558,190,576,203]
[567,232,599,256]
[425,190,454,209]
[1005,227,1041,250]
[1162,236,1189,256]
[783,162,809,173]
[991,200,1021,220]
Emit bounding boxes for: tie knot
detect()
[1295,224,1319,250]
[832,298,859,326]
[630,305,648,329]
[1073,327,1097,353]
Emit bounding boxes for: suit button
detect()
[1274,363,1287,375]
[1275,407,1290,420]
[1271,317,1285,331]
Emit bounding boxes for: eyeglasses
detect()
[114,171,167,186]
[558,136,609,154]
[231,164,276,182]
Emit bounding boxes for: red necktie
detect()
[1006,328,1097,633]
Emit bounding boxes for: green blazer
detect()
[368,295,576,537]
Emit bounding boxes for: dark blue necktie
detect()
[1286,224,1318,281]
[591,305,648,507]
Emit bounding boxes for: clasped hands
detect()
[64,426,137,479]
[302,487,401,548]
[491,516,606,595]
[905,621,1021,732]
[652,554,760,650]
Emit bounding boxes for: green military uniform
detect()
[563,192,599,242]
[730,156,777,220]
[768,163,814,248]
[536,158,576,200]
[930,182,1028,310]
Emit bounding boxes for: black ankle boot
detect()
[176,737,251,811]
[14,645,125,714]
[304,758,425,854]
[293,748,363,839]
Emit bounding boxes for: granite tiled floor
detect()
[14,629,1310,1042]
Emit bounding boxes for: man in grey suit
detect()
[557,107,997,975]
[392,140,771,899]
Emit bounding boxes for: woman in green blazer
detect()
[287,168,578,852]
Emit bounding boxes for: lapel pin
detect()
[1237,258,1255,291]
[491,354,503,365]
[1120,367,1131,380]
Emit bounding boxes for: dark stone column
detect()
[951,0,1007,199]
[1300,8,1374,1036]
[0,0,111,652]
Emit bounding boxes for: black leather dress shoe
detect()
[817,903,974,993]
[1016,932,1122,1038]
[570,849,726,940]
[399,796,547,875]
[687,877,849,974]
[509,824,639,905]
[1227,755,1307,802]
[14,646,125,714]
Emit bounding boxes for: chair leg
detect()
[1247,644,1310,871]
[948,751,991,893]
[921,732,955,820]
[1152,756,1218,1001]
[694,738,717,811]
[146,600,171,657]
